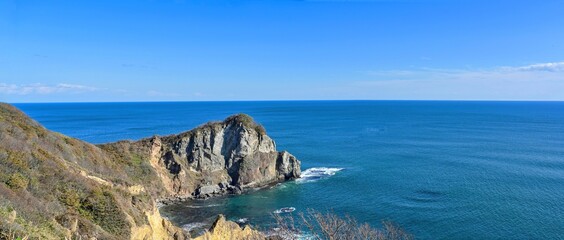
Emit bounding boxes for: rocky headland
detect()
[0,103,300,239]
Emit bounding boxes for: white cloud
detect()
[363,62,564,83]
[0,83,99,95]
[502,62,564,72]
[353,62,564,100]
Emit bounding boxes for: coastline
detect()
[0,103,300,239]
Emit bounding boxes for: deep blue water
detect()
[14,101,564,239]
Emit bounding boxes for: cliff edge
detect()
[0,103,300,239]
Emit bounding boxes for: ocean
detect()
[14,101,564,239]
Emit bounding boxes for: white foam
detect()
[181,222,207,232]
[184,203,222,209]
[273,207,296,214]
[236,218,249,224]
[296,167,344,183]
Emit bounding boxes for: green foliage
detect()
[4,151,28,170]
[130,154,143,166]
[59,187,83,209]
[225,113,267,135]
[0,104,139,239]
[33,148,53,162]
[0,202,65,239]
[57,183,130,237]
[124,153,155,183]
[5,173,28,190]
[78,188,129,236]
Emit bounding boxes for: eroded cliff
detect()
[194,215,263,240]
[133,114,300,199]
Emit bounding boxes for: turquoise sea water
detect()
[15,101,564,239]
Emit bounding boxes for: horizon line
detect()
[7,99,564,104]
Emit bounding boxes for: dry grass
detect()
[0,103,150,239]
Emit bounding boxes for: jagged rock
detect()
[196,185,221,197]
[143,113,301,199]
[194,215,264,240]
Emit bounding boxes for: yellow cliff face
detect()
[130,207,187,240]
[195,215,264,240]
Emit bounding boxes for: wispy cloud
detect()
[352,61,564,100]
[0,83,99,95]
[362,61,564,83]
[501,62,564,72]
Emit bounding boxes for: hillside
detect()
[0,103,300,239]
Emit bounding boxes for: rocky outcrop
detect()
[194,215,264,240]
[130,207,187,240]
[143,114,301,199]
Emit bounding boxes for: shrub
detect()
[225,113,267,135]
[59,187,83,209]
[79,189,129,237]
[4,151,28,170]
[5,173,28,191]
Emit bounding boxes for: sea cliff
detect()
[0,103,300,239]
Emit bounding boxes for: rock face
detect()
[194,215,264,240]
[147,114,301,199]
[130,207,187,240]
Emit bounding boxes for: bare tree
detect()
[271,209,413,240]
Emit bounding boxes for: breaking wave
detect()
[181,222,207,232]
[297,167,344,183]
[273,207,296,214]
[236,218,249,224]
[184,203,223,209]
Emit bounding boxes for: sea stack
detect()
[102,113,302,199]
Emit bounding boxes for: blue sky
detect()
[1,0,563,102]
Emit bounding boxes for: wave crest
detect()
[184,203,222,209]
[273,207,296,214]
[297,167,344,183]
[236,218,249,224]
[181,222,207,232]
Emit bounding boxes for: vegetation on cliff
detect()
[0,103,298,239]
[0,103,187,239]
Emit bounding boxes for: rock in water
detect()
[134,113,301,199]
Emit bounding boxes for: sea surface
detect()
[14,101,564,239]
